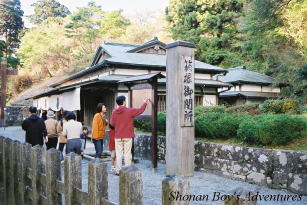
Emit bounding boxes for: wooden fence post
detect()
[162,175,190,205]
[88,158,108,204]
[119,165,143,205]
[224,189,257,205]
[31,145,45,205]
[6,138,14,204]
[64,153,82,205]
[22,143,32,204]
[0,136,5,203]
[46,148,62,205]
[13,141,21,204]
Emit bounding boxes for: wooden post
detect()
[13,141,21,204]
[64,153,82,205]
[0,58,7,127]
[165,41,195,177]
[119,165,143,205]
[88,159,108,204]
[31,145,45,205]
[128,86,136,162]
[224,190,257,205]
[0,137,5,202]
[6,139,14,204]
[16,142,23,204]
[21,143,32,204]
[162,176,190,205]
[46,148,62,205]
[151,81,158,168]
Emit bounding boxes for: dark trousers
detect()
[58,142,66,161]
[66,138,82,155]
[92,139,103,158]
[46,137,58,150]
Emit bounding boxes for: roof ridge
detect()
[104,41,139,47]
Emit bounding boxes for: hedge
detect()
[135,112,305,146]
[237,114,305,146]
[194,99,302,116]
[195,113,251,139]
[134,112,166,135]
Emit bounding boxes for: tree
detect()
[119,11,173,44]
[65,2,130,69]
[0,0,24,62]
[17,17,72,77]
[166,0,244,66]
[240,0,306,100]
[29,0,70,25]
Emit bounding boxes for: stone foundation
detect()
[134,134,307,195]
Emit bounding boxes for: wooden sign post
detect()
[165,41,195,177]
[0,58,8,127]
[0,58,17,127]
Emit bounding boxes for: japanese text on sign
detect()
[181,56,194,126]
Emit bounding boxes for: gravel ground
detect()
[1,126,306,205]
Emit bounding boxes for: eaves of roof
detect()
[50,61,108,87]
[219,91,281,99]
[227,80,272,86]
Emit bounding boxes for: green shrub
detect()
[261,99,301,114]
[257,114,305,145]
[226,104,262,115]
[261,99,284,114]
[215,114,250,139]
[134,112,166,135]
[237,118,259,145]
[195,112,223,138]
[134,119,151,132]
[195,113,250,139]
[195,105,226,117]
[157,112,166,134]
[281,99,301,114]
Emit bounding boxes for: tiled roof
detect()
[217,66,273,85]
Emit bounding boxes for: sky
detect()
[20,0,170,27]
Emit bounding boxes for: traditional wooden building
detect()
[217,66,282,105]
[31,38,231,127]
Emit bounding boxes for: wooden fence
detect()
[0,136,252,205]
[0,136,142,205]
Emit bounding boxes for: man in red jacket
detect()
[110,95,150,174]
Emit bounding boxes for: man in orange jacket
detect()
[92,103,108,158]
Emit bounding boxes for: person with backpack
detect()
[45,110,59,149]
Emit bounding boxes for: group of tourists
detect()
[22,96,149,175]
[22,107,88,160]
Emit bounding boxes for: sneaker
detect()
[111,167,119,176]
[111,166,116,172]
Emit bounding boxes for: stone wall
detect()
[133,134,307,195]
[5,106,28,126]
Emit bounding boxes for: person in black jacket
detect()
[22,106,47,146]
